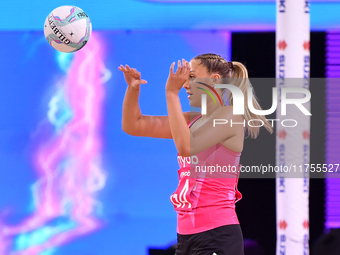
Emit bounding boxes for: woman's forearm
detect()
[122,85,142,134]
[166,92,191,157]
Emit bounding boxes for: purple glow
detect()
[325,31,340,229]
[0,33,110,254]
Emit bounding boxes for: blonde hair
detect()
[224,61,273,138]
[194,53,273,139]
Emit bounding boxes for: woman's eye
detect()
[190,75,195,79]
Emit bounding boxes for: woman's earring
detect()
[213,78,217,83]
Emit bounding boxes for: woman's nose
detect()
[183,80,190,89]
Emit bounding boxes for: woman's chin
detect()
[187,95,200,107]
[189,101,200,108]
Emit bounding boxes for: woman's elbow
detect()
[122,124,136,136]
[177,148,191,158]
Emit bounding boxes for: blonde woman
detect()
[119,53,273,255]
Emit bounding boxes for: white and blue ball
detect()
[44,6,92,53]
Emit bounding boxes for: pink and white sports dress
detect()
[170,114,242,235]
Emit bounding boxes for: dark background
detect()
[232,32,326,255]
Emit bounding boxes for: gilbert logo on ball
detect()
[44,6,92,53]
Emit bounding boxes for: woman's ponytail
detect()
[225,61,274,138]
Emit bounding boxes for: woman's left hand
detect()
[165,59,190,94]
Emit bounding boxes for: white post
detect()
[276,0,310,254]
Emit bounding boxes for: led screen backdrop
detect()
[1,0,340,31]
[0,30,231,255]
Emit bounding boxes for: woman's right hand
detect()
[118,64,147,89]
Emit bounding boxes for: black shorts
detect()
[175,224,244,255]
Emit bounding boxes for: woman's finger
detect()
[118,65,128,73]
[176,60,182,74]
[132,68,139,77]
[126,65,132,72]
[182,59,189,74]
[187,60,191,70]
[186,60,191,73]
[169,62,174,75]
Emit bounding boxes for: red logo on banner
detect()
[303,220,309,229]
[303,41,310,51]
[278,40,287,50]
[278,130,287,139]
[303,130,310,139]
[279,220,288,230]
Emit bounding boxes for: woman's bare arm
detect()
[120,64,198,138]
[127,111,194,139]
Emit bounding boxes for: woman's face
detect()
[184,59,218,107]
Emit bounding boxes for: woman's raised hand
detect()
[118,64,147,89]
[165,59,190,94]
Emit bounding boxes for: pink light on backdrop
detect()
[0,32,110,255]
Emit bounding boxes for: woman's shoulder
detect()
[214,106,244,120]
[183,111,201,125]
[213,105,234,118]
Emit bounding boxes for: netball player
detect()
[119,53,273,255]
